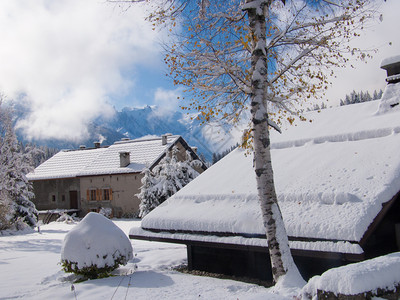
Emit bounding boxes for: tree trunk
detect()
[244,0,300,283]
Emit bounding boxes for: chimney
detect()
[381,55,400,84]
[119,152,130,167]
[94,142,101,148]
[79,145,86,150]
[162,135,168,145]
[191,146,198,153]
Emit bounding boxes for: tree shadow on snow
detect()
[87,271,175,289]
[0,239,62,253]
[129,271,175,288]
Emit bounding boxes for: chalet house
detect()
[130,57,400,281]
[27,135,206,218]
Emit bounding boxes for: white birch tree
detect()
[113,0,378,283]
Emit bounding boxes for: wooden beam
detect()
[359,191,400,246]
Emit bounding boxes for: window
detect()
[51,195,56,202]
[103,189,111,201]
[61,195,65,202]
[89,189,97,201]
[87,188,112,201]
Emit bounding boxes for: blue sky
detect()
[0,0,399,141]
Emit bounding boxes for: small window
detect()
[51,195,56,202]
[103,189,110,201]
[102,188,112,201]
[90,189,97,201]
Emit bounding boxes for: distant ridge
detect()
[14,104,240,162]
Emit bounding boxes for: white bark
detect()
[244,0,302,283]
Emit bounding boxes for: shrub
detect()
[60,212,133,280]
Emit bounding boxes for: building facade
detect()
[28,135,206,218]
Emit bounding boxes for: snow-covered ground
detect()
[0,219,287,300]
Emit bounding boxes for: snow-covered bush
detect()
[138,147,201,218]
[56,212,80,224]
[61,212,133,279]
[99,207,112,218]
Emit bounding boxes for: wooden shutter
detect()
[86,190,90,201]
[109,188,113,201]
[96,189,100,201]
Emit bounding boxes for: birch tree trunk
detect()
[244,0,300,283]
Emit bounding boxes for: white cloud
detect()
[153,87,183,113]
[0,0,166,141]
[325,1,400,105]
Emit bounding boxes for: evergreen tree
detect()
[0,100,37,229]
[138,168,161,218]
[340,89,383,106]
[138,147,201,218]
[212,144,239,164]
[0,189,13,230]
[25,144,58,167]
[212,153,218,164]
[345,94,351,105]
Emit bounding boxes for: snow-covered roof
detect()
[132,87,400,254]
[27,135,181,180]
[27,148,107,180]
[381,55,400,68]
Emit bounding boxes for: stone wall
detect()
[80,173,143,218]
[31,178,80,211]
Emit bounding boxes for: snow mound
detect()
[377,82,400,114]
[301,252,400,297]
[61,212,133,277]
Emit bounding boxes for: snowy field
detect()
[0,219,286,300]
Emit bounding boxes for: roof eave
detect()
[129,231,365,261]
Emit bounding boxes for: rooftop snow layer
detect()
[381,55,400,68]
[27,136,180,180]
[79,136,180,176]
[302,252,400,295]
[27,148,106,180]
[137,98,400,244]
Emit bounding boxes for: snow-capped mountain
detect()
[15,104,242,162]
[101,105,242,161]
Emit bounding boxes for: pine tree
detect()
[0,100,37,229]
[340,89,383,107]
[138,168,161,218]
[138,147,201,218]
[0,190,13,230]
[212,153,218,164]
